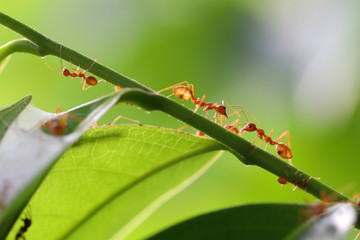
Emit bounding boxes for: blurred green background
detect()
[1,0,360,239]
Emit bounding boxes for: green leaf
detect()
[0,55,12,75]
[0,95,31,141]
[148,203,312,240]
[6,125,223,240]
[285,203,357,240]
[0,92,122,239]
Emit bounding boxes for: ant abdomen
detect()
[276,143,293,159]
[85,76,98,86]
[173,86,193,100]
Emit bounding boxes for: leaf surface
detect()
[0,92,122,238]
[7,125,223,240]
[149,203,312,240]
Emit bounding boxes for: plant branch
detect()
[0,12,149,90]
[1,11,359,226]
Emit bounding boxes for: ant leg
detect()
[69,56,79,71]
[265,129,274,151]
[157,81,192,94]
[83,59,97,74]
[223,116,230,126]
[224,102,249,123]
[212,111,218,124]
[194,94,207,113]
[275,130,291,147]
[58,113,68,130]
[355,231,360,240]
[45,62,63,75]
[351,193,360,202]
[82,80,105,91]
[111,116,139,125]
[247,136,263,155]
[228,104,259,123]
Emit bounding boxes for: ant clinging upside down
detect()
[46,46,104,91]
[240,122,293,161]
[157,81,258,126]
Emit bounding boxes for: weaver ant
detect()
[240,123,293,160]
[42,107,81,136]
[278,175,313,191]
[46,46,104,90]
[157,81,228,122]
[15,207,32,240]
[158,81,258,126]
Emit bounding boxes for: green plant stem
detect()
[1,11,359,226]
[119,89,349,200]
[0,39,41,62]
[0,12,149,91]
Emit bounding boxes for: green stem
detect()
[0,12,149,90]
[1,11,358,226]
[0,39,42,62]
[119,89,350,200]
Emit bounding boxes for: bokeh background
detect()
[1,0,360,239]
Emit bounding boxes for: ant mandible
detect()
[15,207,32,240]
[240,123,293,160]
[46,46,104,90]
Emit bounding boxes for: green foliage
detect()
[0,9,359,240]
[149,203,310,240]
[0,92,122,238]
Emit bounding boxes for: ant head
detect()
[85,76,98,86]
[62,67,70,77]
[216,105,227,118]
[240,123,257,133]
[276,143,293,159]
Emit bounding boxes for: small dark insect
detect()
[15,208,32,240]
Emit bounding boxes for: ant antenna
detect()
[227,104,259,123]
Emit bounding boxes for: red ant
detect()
[46,46,104,90]
[240,123,293,161]
[15,207,32,240]
[158,81,258,126]
[157,81,228,123]
[42,107,69,136]
[278,175,313,191]
[42,107,82,136]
